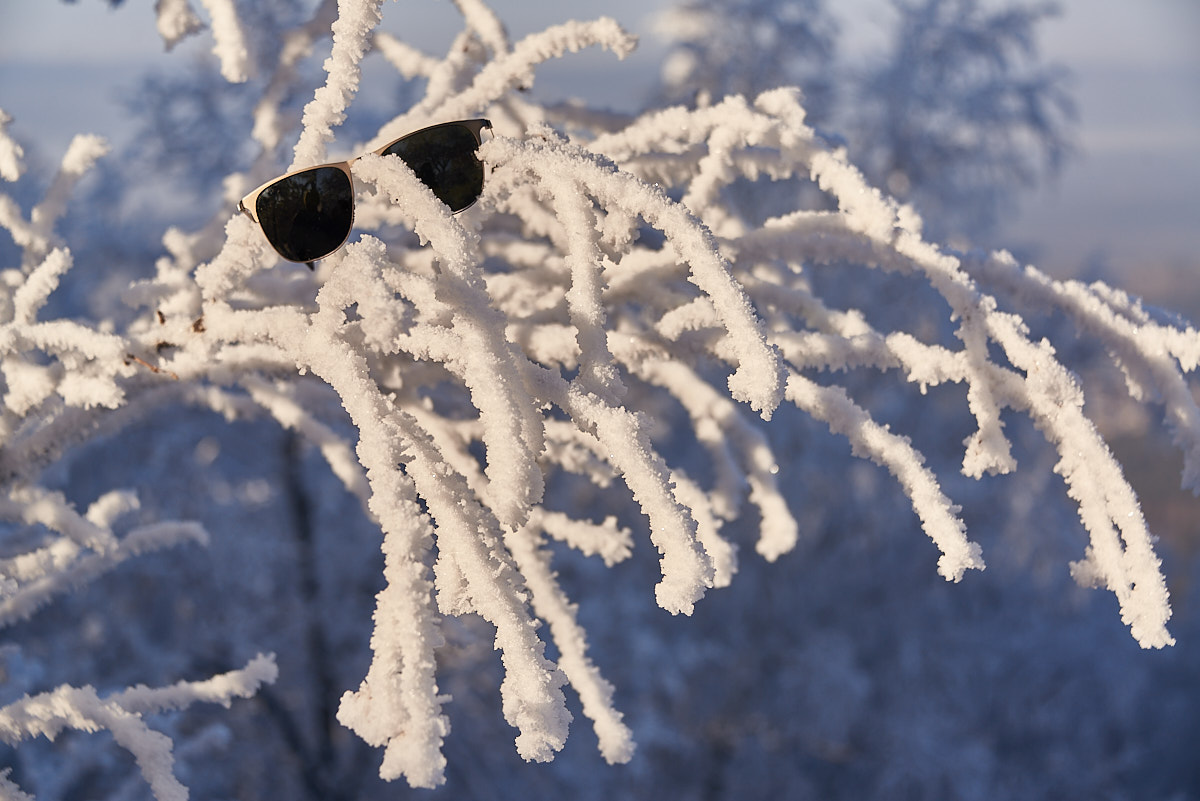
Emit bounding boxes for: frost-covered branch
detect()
[0,655,277,801]
[1,0,1195,794]
[0,109,26,183]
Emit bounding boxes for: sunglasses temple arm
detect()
[236,199,258,223]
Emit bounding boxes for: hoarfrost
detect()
[0,0,1196,797]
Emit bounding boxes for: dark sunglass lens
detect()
[382,124,484,212]
[256,166,354,262]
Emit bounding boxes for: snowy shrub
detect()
[1,0,1197,798]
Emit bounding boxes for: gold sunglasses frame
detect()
[237,118,493,263]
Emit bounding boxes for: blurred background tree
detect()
[655,0,1075,243]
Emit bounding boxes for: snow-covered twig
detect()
[0,655,277,801]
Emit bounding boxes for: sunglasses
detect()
[238,119,492,264]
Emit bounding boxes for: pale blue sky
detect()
[1,0,1197,293]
